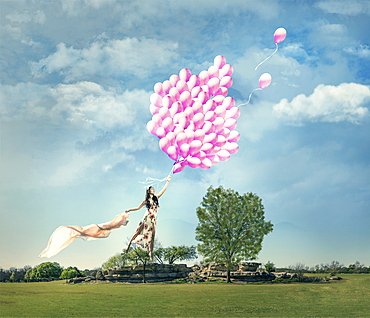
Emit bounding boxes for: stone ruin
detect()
[68,261,324,284]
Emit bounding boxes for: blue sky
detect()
[1,0,369,270]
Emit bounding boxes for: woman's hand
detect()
[167,176,172,182]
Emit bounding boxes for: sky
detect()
[1,0,369,271]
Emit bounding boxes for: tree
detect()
[195,186,273,283]
[60,268,79,282]
[124,245,151,283]
[102,254,127,270]
[162,245,197,264]
[265,261,276,273]
[34,262,63,280]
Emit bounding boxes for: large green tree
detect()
[195,186,273,283]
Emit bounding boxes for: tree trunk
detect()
[226,269,231,283]
[142,262,147,283]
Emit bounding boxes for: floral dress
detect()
[127,200,157,258]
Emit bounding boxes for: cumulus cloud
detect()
[5,10,46,24]
[30,38,179,82]
[344,45,370,59]
[316,0,370,16]
[1,81,150,130]
[273,83,370,123]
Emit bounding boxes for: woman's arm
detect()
[125,200,145,213]
[156,176,172,198]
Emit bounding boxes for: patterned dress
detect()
[127,199,157,258]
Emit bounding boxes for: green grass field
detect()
[1,274,369,317]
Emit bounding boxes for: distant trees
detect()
[155,245,197,264]
[195,186,273,283]
[59,266,82,282]
[102,254,127,270]
[264,261,276,273]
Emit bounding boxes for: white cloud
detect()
[1,82,150,130]
[316,0,370,16]
[30,38,180,82]
[273,83,370,123]
[344,45,370,59]
[5,10,46,24]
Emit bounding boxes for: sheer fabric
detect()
[39,212,130,258]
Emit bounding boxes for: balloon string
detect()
[236,88,261,108]
[139,164,174,185]
[255,43,278,71]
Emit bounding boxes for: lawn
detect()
[1,274,369,317]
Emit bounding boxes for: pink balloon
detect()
[167,146,179,161]
[173,161,186,173]
[179,68,192,81]
[194,129,205,142]
[227,130,240,143]
[215,135,227,148]
[200,142,213,154]
[197,91,209,105]
[214,105,226,118]
[224,118,237,131]
[169,87,180,100]
[200,157,212,170]
[159,137,170,152]
[215,87,228,97]
[150,104,160,115]
[187,157,201,168]
[222,96,235,110]
[218,127,230,139]
[166,131,175,142]
[222,142,239,155]
[169,74,180,86]
[152,114,163,126]
[219,64,233,78]
[207,154,220,165]
[176,132,188,147]
[193,150,206,160]
[180,143,190,157]
[259,73,272,90]
[274,27,287,44]
[199,70,209,86]
[169,101,181,117]
[214,55,226,69]
[162,80,173,94]
[204,111,217,122]
[213,117,225,132]
[180,91,192,107]
[162,95,174,108]
[217,149,231,162]
[189,140,202,155]
[154,83,165,97]
[191,86,202,98]
[212,95,225,105]
[208,65,219,78]
[176,80,189,93]
[150,93,162,107]
[204,132,217,144]
[202,121,214,134]
[156,127,166,138]
[192,101,203,114]
[207,77,220,96]
[158,107,170,119]
[225,107,240,120]
[147,120,158,135]
[162,117,174,133]
[193,112,205,128]
[220,76,233,89]
[187,75,200,90]
[203,100,216,113]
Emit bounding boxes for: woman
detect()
[125,176,171,260]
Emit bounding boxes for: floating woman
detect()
[125,176,172,260]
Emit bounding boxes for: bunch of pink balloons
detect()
[147,55,240,174]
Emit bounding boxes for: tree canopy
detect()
[195,185,273,282]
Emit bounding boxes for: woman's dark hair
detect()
[145,186,159,208]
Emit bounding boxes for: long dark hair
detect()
[145,186,159,208]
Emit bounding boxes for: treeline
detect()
[274,261,370,275]
[0,244,197,283]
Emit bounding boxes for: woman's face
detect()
[149,187,155,195]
